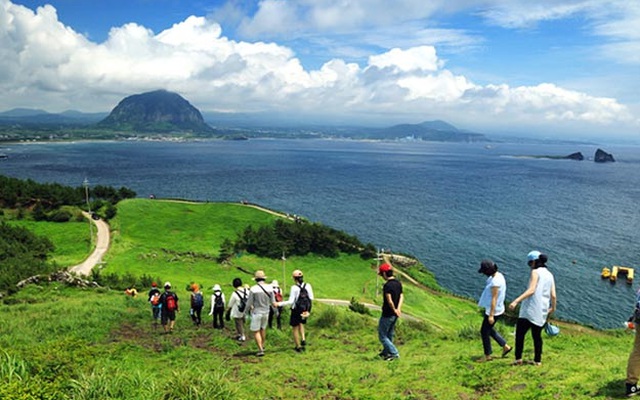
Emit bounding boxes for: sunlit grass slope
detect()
[0,199,634,399]
[9,219,90,266]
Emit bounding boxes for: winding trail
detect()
[69,212,110,276]
[67,200,426,323]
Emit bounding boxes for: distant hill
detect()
[98,90,214,134]
[0,108,107,124]
[354,120,488,142]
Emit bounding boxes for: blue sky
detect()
[3,0,639,140]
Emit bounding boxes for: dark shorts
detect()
[161,309,176,325]
[289,308,307,327]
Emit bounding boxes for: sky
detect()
[1,0,639,140]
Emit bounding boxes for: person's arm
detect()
[277,285,298,308]
[509,270,539,310]
[488,286,499,324]
[548,281,557,315]
[395,293,403,317]
[209,295,215,315]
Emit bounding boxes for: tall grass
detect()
[2,200,636,399]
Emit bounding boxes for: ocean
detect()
[1,138,639,329]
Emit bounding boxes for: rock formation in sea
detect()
[565,152,584,160]
[594,148,615,163]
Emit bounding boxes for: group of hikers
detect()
[140,248,640,397]
[146,269,314,356]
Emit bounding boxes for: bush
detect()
[349,297,371,315]
[48,210,72,222]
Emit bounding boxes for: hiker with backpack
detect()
[246,270,275,357]
[269,280,284,330]
[190,283,204,326]
[276,269,314,353]
[148,282,162,327]
[209,284,226,329]
[227,277,248,342]
[160,282,179,334]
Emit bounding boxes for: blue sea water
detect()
[1,139,639,329]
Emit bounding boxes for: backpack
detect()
[165,292,177,312]
[295,283,311,313]
[235,290,247,313]
[193,292,204,308]
[150,292,161,306]
[214,293,224,310]
[274,289,283,303]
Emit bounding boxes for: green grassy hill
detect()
[0,199,632,399]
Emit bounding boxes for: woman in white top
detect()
[477,259,512,361]
[508,251,557,366]
[276,270,314,352]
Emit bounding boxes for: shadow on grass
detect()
[596,379,626,398]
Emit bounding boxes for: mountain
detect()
[0,108,107,125]
[0,108,51,117]
[98,90,214,134]
[363,120,488,142]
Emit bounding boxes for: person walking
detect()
[227,278,248,342]
[276,270,314,352]
[269,280,284,330]
[160,282,179,334]
[209,284,226,329]
[148,282,162,328]
[508,251,557,366]
[625,287,640,397]
[377,259,403,361]
[190,283,204,326]
[477,259,512,362]
[246,270,275,356]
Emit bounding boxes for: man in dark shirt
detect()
[378,258,403,361]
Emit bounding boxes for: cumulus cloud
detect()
[0,0,637,138]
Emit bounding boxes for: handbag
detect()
[545,322,560,336]
[225,308,231,321]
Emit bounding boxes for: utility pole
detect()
[83,178,94,249]
[282,250,287,293]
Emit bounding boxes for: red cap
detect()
[378,263,392,274]
[151,282,157,287]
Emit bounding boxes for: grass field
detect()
[0,199,634,399]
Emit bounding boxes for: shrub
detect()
[48,210,72,222]
[349,297,371,315]
[314,306,339,328]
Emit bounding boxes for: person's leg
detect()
[276,307,282,329]
[161,310,169,333]
[627,327,640,389]
[268,307,274,329]
[490,315,508,348]
[254,330,263,350]
[292,325,301,349]
[531,323,544,363]
[169,312,176,331]
[514,318,530,362]
[378,316,399,357]
[300,322,306,345]
[234,317,244,340]
[480,314,493,357]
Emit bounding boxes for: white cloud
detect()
[0,0,637,138]
[368,46,441,73]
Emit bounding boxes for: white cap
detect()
[527,250,541,262]
[271,280,279,287]
[212,284,221,292]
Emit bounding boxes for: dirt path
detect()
[69,212,110,276]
